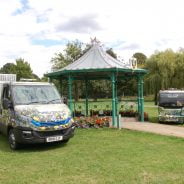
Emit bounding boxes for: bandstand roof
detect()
[46,41,148,80]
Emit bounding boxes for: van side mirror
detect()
[63,97,68,104]
[3,98,13,109]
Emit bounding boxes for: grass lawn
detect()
[0,129,184,184]
[144,102,158,123]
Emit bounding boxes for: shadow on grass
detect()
[0,134,68,153]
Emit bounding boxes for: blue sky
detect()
[0,0,184,77]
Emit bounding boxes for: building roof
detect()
[60,42,131,71]
[46,40,148,79]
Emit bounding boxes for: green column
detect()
[115,78,119,128]
[68,75,73,116]
[111,72,116,127]
[140,76,144,122]
[137,76,141,118]
[85,80,89,116]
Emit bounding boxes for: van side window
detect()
[3,86,10,100]
[0,84,3,114]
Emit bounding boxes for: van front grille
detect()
[35,129,68,137]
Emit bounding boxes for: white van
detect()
[0,82,75,149]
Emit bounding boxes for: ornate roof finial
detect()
[90,37,100,45]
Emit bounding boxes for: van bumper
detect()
[14,125,75,144]
[159,115,184,123]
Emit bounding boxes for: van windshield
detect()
[159,93,184,107]
[12,85,62,105]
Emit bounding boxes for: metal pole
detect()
[115,78,119,128]
[68,75,73,116]
[137,76,141,119]
[111,72,116,127]
[85,79,89,116]
[140,76,144,122]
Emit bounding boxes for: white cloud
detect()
[1,0,184,77]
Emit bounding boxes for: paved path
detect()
[119,118,184,138]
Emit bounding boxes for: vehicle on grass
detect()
[0,79,75,150]
[158,89,184,123]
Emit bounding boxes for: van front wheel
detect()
[8,129,20,150]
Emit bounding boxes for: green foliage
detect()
[144,49,184,103]
[65,41,83,63]
[15,58,33,80]
[133,52,147,67]
[106,48,117,59]
[51,40,83,71]
[0,58,39,81]
[117,78,137,96]
[51,40,85,100]
[0,63,17,74]
[50,52,66,71]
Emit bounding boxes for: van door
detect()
[0,85,12,135]
[0,83,3,133]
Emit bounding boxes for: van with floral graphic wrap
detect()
[158,90,184,123]
[0,82,75,150]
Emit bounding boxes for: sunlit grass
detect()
[0,129,184,184]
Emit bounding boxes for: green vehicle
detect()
[158,90,184,123]
[0,82,75,150]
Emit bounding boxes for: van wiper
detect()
[27,101,47,105]
[47,99,61,104]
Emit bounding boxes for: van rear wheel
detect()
[8,129,20,150]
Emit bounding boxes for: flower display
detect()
[73,116,110,128]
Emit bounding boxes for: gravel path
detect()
[119,118,184,138]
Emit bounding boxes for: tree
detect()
[50,53,66,71]
[106,48,117,59]
[172,51,184,89]
[144,49,182,104]
[15,58,34,80]
[51,40,83,71]
[51,40,85,100]
[133,52,147,67]
[0,58,38,81]
[0,63,17,74]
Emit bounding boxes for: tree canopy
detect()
[133,52,147,67]
[0,58,39,81]
[51,40,83,71]
[144,49,184,103]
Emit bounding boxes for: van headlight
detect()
[16,113,32,127]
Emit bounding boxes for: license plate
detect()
[169,116,178,121]
[46,136,63,142]
[167,117,178,122]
